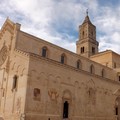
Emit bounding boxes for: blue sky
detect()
[0,0,120,53]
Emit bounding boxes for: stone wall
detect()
[24,54,119,120]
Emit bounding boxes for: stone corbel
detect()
[113,89,120,96]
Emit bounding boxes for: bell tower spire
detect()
[76,11,99,58]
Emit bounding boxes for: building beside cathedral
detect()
[0,13,120,120]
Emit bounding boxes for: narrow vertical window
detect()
[114,62,116,68]
[63,101,69,118]
[81,47,84,53]
[76,60,82,69]
[81,47,82,53]
[12,75,18,91]
[101,69,104,77]
[119,76,120,81]
[83,47,84,53]
[77,61,80,69]
[61,54,66,64]
[92,47,95,54]
[42,47,47,57]
[90,65,95,74]
[61,55,64,64]
[115,107,118,115]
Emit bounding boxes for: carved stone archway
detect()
[62,90,72,120]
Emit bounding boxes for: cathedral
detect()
[0,13,120,120]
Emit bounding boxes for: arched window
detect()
[12,75,18,91]
[76,60,82,69]
[81,47,84,53]
[61,53,66,64]
[90,64,95,74]
[42,46,48,57]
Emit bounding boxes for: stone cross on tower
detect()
[86,9,88,16]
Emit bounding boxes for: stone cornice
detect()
[14,49,30,57]
[76,39,99,45]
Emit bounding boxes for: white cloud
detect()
[94,6,120,53]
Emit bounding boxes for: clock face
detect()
[0,46,8,66]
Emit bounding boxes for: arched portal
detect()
[63,101,69,118]
[62,90,72,119]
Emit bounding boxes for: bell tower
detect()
[76,10,99,58]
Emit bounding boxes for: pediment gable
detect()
[0,18,15,35]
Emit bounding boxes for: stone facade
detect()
[0,15,120,120]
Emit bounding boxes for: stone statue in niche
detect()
[0,46,8,66]
[6,58,10,73]
[88,88,96,105]
[16,97,21,114]
[48,88,59,101]
[33,88,40,101]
